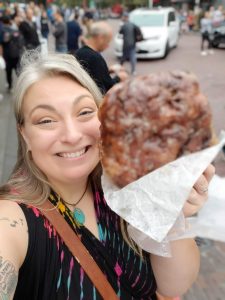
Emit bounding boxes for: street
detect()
[0,18,225,299]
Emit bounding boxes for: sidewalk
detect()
[0,88,16,184]
[0,70,224,300]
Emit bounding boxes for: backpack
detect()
[134,25,144,42]
[3,29,24,59]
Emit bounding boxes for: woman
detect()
[0,52,215,299]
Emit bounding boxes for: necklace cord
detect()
[61,180,89,207]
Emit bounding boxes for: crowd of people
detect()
[0,2,224,92]
[0,2,220,299]
[178,5,225,55]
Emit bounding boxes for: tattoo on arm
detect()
[0,256,18,300]
[0,218,24,228]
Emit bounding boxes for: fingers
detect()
[183,164,215,218]
[183,188,207,217]
[187,188,204,205]
[193,164,215,195]
[193,174,209,195]
[203,164,215,182]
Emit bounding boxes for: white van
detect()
[114,7,180,59]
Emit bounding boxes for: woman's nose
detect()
[60,120,82,143]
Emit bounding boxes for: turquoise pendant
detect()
[73,208,85,225]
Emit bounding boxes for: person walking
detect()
[53,10,67,53]
[1,15,24,92]
[67,12,82,55]
[19,7,40,50]
[119,12,138,75]
[200,11,214,56]
[40,10,49,40]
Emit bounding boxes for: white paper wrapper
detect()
[102,131,225,254]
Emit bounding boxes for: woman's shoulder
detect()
[0,199,27,220]
[0,200,29,267]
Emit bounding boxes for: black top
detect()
[67,20,82,51]
[14,185,157,299]
[76,45,120,94]
[19,20,40,49]
[119,22,136,50]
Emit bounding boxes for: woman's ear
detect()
[18,125,31,150]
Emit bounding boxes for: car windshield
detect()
[130,13,165,27]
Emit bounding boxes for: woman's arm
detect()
[150,164,215,297]
[0,201,28,299]
[150,238,199,297]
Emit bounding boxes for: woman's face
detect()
[21,75,101,186]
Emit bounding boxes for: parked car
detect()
[211,22,225,48]
[114,7,180,59]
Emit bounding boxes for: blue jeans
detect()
[120,47,136,74]
[56,45,68,53]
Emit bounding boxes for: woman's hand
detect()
[183,164,215,217]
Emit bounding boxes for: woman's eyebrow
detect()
[73,94,94,106]
[29,104,57,117]
[29,94,94,117]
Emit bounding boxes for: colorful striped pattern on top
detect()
[14,183,157,300]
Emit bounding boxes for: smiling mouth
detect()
[57,147,89,158]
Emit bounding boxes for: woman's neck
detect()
[50,178,90,205]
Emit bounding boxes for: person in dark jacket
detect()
[119,12,137,75]
[19,7,40,50]
[67,13,82,55]
[53,10,67,53]
[40,10,49,39]
[1,16,24,91]
[76,21,127,94]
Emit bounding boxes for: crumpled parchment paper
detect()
[102,132,225,248]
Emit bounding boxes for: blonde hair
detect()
[0,51,102,205]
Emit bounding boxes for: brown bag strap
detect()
[40,200,119,300]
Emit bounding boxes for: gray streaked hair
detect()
[0,51,103,205]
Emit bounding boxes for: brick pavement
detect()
[183,239,225,300]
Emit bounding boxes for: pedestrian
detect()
[212,5,224,27]
[19,7,40,50]
[76,21,128,94]
[186,11,194,32]
[200,11,214,56]
[67,11,82,55]
[119,12,139,75]
[0,15,24,92]
[0,52,215,299]
[40,10,49,40]
[52,10,67,53]
[82,8,94,37]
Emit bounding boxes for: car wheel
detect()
[163,41,170,58]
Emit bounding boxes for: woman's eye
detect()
[37,119,54,124]
[79,110,94,116]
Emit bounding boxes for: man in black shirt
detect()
[19,7,40,50]
[76,21,127,94]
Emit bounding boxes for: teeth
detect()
[59,148,86,158]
